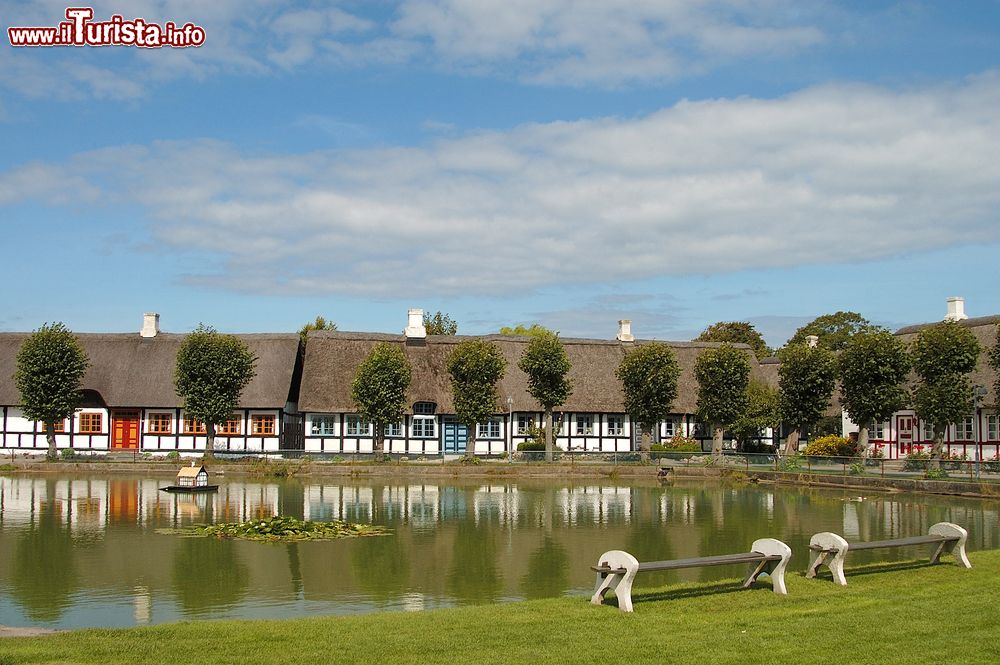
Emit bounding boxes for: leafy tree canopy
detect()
[175,325,258,430]
[989,324,1000,407]
[787,311,882,351]
[498,324,553,337]
[615,343,680,433]
[911,321,980,444]
[518,332,572,410]
[424,311,458,335]
[447,339,507,434]
[351,343,412,429]
[352,343,412,461]
[777,344,837,429]
[299,316,337,341]
[730,379,780,447]
[839,330,911,427]
[696,321,771,359]
[694,344,751,428]
[910,320,980,381]
[15,323,89,459]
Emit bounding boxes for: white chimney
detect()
[616,319,634,342]
[806,335,819,348]
[404,308,426,339]
[945,296,968,322]
[140,312,160,338]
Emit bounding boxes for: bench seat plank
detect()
[592,551,781,575]
[848,534,949,551]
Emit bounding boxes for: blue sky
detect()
[2,1,999,346]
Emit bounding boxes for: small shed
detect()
[176,465,209,488]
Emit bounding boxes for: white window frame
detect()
[576,415,593,436]
[871,421,886,440]
[412,416,436,439]
[384,422,402,437]
[477,418,501,439]
[921,420,935,441]
[987,414,999,442]
[346,416,371,437]
[663,419,676,438]
[607,415,624,437]
[516,415,533,435]
[311,416,337,436]
[955,416,975,441]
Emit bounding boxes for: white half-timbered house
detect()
[0,314,302,455]
[298,310,776,457]
[841,298,1000,460]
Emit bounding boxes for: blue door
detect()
[442,418,468,454]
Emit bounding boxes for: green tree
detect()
[778,344,837,454]
[730,379,780,452]
[911,321,980,467]
[518,332,572,462]
[298,316,337,342]
[695,344,751,456]
[696,321,772,359]
[14,323,89,460]
[990,325,1000,404]
[787,311,881,351]
[616,343,681,461]
[424,311,458,335]
[351,343,412,462]
[839,330,911,456]
[174,325,257,460]
[447,339,507,459]
[498,324,553,337]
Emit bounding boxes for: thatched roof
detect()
[0,333,300,409]
[300,332,770,415]
[894,315,999,408]
[177,465,207,478]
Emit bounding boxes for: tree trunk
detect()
[783,428,801,456]
[711,423,724,457]
[857,426,869,459]
[929,426,945,472]
[374,428,385,463]
[465,427,477,460]
[204,422,216,460]
[46,423,57,461]
[544,408,554,463]
[639,426,651,462]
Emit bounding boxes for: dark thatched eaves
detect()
[299,331,771,415]
[0,332,301,409]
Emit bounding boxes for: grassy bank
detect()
[4,551,1000,664]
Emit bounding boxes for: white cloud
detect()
[1,0,827,99]
[4,74,1000,297]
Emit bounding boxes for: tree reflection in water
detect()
[10,481,77,622]
[171,537,249,616]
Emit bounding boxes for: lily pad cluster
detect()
[162,516,388,542]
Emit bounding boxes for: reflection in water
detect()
[171,537,249,615]
[1,473,999,629]
[521,536,569,599]
[10,480,78,622]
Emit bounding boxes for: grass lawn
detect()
[3,551,999,664]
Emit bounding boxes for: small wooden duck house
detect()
[176,464,209,488]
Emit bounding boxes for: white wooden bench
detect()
[806,521,971,586]
[590,538,791,612]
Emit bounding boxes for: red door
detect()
[112,410,140,449]
[897,415,915,456]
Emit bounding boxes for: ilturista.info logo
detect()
[7,7,206,48]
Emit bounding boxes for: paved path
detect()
[0,625,65,638]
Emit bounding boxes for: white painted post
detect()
[591,550,639,612]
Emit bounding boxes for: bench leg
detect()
[807,532,849,586]
[749,538,792,595]
[928,522,972,569]
[591,550,639,612]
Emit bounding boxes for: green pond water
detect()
[1,473,997,629]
